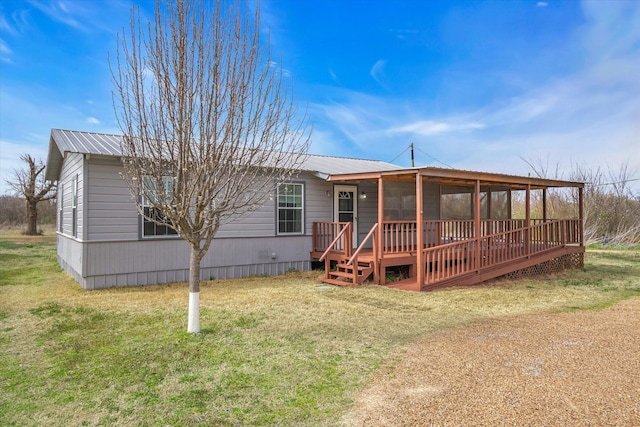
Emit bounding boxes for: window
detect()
[72,175,78,237]
[58,184,64,233]
[142,176,178,238]
[277,183,304,234]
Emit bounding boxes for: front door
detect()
[334,185,358,248]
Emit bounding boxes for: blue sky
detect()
[1,0,639,195]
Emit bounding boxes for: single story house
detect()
[45,128,584,291]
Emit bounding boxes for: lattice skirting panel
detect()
[504,252,584,280]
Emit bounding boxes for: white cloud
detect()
[0,9,31,36]
[0,39,12,54]
[1,37,14,63]
[370,59,387,87]
[86,117,100,124]
[389,28,419,40]
[392,120,485,136]
[267,60,291,77]
[328,68,339,84]
[27,0,85,31]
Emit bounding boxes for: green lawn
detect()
[1,234,639,426]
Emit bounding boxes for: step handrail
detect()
[319,223,353,262]
[347,223,379,265]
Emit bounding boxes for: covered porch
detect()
[311,167,584,291]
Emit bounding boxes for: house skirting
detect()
[81,260,311,290]
[503,252,584,280]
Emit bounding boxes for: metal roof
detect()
[45,128,398,181]
[44,129,583,189]
[329,166,584,189]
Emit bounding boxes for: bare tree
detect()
[522,156,640,245]
[5,154,57,235]
[111,0,310,332]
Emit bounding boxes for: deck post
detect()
[416,172,424,290]
[578,186,584,247]
[376,177,384,285]
[525,184,531,256]
[487,187,492,235]
[474,179,481,271]
[542,188,548,247]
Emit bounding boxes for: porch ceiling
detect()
[328,166,584,190]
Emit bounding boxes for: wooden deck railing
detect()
[381,221,417,254]
[313,219,582,286]
[380,219,538,253]
[314,219,582,257]
[316,222,352,261]
[347,223,379,266]
[313,222,352,254]
[423,219,583,285]
[423,239,476,284]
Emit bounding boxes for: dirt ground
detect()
[345,297,640,426]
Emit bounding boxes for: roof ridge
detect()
[52,128,123,138]
[306,151,393,164]
[51,129,396,165]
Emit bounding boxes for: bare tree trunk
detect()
[187,244,204,333]
[5,154,56,234]
[26,199,38,235]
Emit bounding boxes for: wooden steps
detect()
[322,261,374,286]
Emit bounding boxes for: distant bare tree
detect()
[568,162,640,245]
[522,157,640,245]
[5,154,57,235]
[111,0,310,332]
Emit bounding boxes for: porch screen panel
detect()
[480,191,489,220]
[441,186,472,220]
[383,181,416,220]
[490,191,509,219]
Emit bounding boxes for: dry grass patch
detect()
[1,236,639,426]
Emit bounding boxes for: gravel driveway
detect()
[345,297,640,426]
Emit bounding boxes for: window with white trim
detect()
[142,176,178,237]
[72,175,78,237]
[277,183,304,234]
[58,184,64,233]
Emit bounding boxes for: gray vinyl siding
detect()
[83,163,330,240]
[57,152,84,240]
[82,235,312,289]
[66,164,335,289]
[216,196,275,238]
[86,157,139,241]
[218,172,335,237]
[57,233,84,283]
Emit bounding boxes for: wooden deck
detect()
[313,219,584,291]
